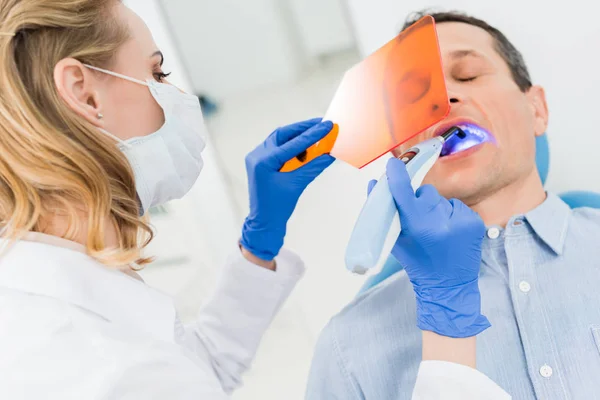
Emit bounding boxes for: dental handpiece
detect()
[344,127,463,274]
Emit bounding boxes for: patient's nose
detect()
[447,90,462,104]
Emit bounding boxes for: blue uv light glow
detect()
[441,123,496,156]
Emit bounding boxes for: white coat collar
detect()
[0,238,177,343]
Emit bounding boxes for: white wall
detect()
[346,0,600,194]
[287,0,355,57]
[157,0,308,99]
[157,0,357,99]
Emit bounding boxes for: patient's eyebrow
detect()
[448,49,485,60]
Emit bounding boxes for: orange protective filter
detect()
[327,15,449,168]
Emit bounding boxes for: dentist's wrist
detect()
[240,218,286,261]
[422,331,477,368]
[240,244,276,271]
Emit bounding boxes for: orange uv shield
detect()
[280,15,449,172]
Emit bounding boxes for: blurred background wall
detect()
[124,1,600,399]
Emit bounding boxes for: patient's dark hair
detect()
[402,10,532,92]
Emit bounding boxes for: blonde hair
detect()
[0,0,153,267]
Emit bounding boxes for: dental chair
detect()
[358,133,600,294]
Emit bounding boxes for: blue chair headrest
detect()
[536,133,600,209]
[535,134,550,186]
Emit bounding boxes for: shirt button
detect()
[513,219,524,226]
[487,227,500,239]
[539,364,553,378]
[519,281,531,293]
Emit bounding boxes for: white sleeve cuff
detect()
[412,360,511,400]
[227,247,305,285]
[181,247,305,393]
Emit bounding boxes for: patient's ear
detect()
[527,85,548,137]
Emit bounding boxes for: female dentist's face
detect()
[49,2,174,256]
[54,3,169,140]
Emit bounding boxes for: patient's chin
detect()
[425,165,498,202]
[425,146,501,198]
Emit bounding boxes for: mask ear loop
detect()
[98,128,132,149]
[83,64,149,87]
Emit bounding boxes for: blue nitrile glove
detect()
[383,157,491,338]
[240,118,335,261]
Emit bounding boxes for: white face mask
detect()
[84,64,206,215]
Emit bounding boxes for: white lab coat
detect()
[0,234,510,399]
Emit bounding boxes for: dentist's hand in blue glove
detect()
[382,157,490,338]
[240,118,335,262]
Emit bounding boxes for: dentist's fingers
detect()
[274,118,322,146]
[386,158,418,219]
[299,154,335,176]
[448,199,486,237]
[275,121,333,164]
[415,185,443,212]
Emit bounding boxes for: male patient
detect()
[306,10,600,400]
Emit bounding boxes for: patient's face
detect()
[392,22,548,205]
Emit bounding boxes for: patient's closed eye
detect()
[456,76,478,82]
[451,59,487,83]
[453,65,482,83]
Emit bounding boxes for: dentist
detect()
[0,1,333,398]
[0,1,508,399]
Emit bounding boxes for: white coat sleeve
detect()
[176,247,305,395]
[412,360,511,400]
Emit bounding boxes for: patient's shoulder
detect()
[571,206,600,221]
[570,206,600,230]
[563,207,600,252]
[312,271,422,392]
[326,270,417,338]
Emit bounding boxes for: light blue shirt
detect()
[306,193,600,399]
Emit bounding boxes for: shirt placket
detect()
[504,217,569,400]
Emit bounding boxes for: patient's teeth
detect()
[441,123,495,156]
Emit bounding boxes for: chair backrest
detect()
[358,133,600,294]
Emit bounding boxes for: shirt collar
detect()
[0,239,177,343]
[523,192,571,255]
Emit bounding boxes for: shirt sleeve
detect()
[176,246,305,394]
[305,318,362,400]
[412,360,512,400]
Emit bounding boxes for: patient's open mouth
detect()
[440,123,496,157]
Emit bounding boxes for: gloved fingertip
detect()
[448,198,467,212]
[322,153,336,162]
[309,120,333,136]
[306,121,335,140]
[275,119,323,146]
[415,184,438,199]
[367,179,377,196]
[320,120,334,130]
[311,154,336,168]
[306,117,323,124]
[385,157,417,213]
[386,156,405,169]
[386,157,410,183]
